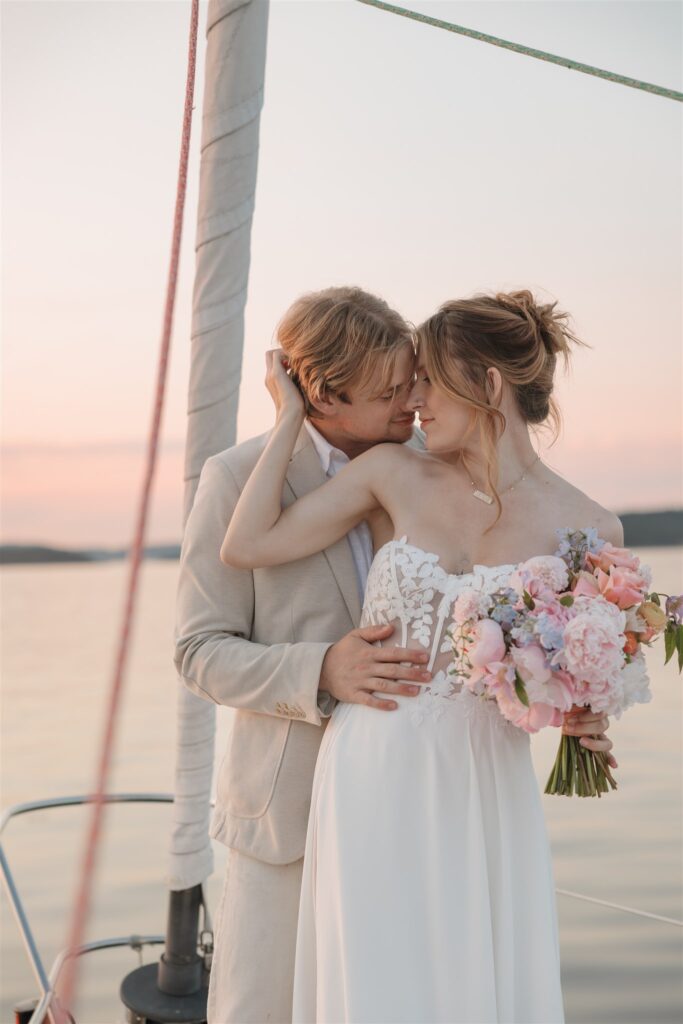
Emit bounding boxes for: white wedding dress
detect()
[292,538,565,1024]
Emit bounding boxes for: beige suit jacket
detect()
[174,424,423,865]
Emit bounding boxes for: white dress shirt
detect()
[304,419,374,604]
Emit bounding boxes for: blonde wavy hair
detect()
[415,289,587,523]
[276,287,413,417]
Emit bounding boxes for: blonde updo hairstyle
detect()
[415,290,586,522]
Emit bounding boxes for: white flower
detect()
[639,562,653,589]
[583,675,625,717]
[623,605,645,632]
[619,653,652,716]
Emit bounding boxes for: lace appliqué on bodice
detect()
[360,537,518,729]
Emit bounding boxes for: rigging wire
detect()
[556,889,683,928]
[52,2,200,1020]
[356,0,683,102]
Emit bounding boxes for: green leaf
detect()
[514,670,530,707]
[664,625,677,665]
[650,592,661,606]
[676,625,683,673]
[559,593,574,607]
[523,590,535,610]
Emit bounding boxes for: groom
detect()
[173,287,431,1024]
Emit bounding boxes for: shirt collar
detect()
[304,418,349,475]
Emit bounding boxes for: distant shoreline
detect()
[0,544,182,565]
[1,510,682,565]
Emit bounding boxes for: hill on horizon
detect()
[1,510,681,565]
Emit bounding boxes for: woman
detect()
[221,290,620,1023]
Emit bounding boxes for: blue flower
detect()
[491,603,519,629]
[534,612,564,651]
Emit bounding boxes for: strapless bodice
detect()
[359,536,518,726]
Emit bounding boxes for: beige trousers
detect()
[207,848,304,1024]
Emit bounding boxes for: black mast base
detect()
[120,963,208,1024]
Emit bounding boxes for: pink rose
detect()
[587,543,640,574]
[597,566,648,609]
[571,570,600,598]
[468,619,506,667]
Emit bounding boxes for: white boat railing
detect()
[2,791,680,1023]
[0,793,173,1024]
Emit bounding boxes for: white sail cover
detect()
[168,0,269,891]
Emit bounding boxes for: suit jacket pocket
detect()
[219,711,292,820]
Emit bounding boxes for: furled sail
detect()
[168,0,269,891]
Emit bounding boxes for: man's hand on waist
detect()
[319,624,431,712]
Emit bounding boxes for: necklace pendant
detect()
[472,488,494,505]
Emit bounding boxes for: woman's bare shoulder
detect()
[544,468,624,546]
[584,500,624,547]
[353,444,438,502]
[357,442,432,472]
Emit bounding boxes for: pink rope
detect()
[54,2,200,1019]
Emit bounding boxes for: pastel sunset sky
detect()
[2,0,681,547]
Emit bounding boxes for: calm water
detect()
[1,549,682,1023]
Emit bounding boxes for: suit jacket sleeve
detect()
[173,455,335,726]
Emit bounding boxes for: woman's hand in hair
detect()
[265,348,305,422]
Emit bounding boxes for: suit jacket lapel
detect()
[285,428,363,626]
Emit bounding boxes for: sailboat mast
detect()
[122,2,269,1017]
[172,0,269,896]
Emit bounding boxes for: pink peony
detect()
[561,597,625,685]
[512,643,552,685]
[509,555,569,599]
[485,660,564,733]
[523,555,569,592]
[468,618,506,667]
[545,668,577,712]
[572,673,625,717]
[511,646,576,712]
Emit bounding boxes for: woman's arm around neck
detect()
[220,350,389,569]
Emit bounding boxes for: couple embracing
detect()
[174,286,619,1024]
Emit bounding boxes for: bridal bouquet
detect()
[449,528,683,798]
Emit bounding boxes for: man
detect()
[173,286,428,1024]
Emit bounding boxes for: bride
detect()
[221,290,621,1024]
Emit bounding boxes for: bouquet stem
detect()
[544,734,618,797]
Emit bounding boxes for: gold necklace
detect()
[470,453,541,505]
